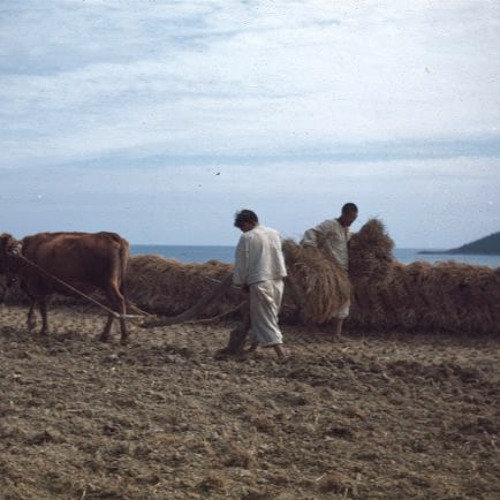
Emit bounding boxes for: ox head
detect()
[0,233,22,286]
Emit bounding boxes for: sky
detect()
[1,0,499,249]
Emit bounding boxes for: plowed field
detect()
[1,304,499,499]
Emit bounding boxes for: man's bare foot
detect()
[214,346,248,360]
[273,345,290,362]
[213,348,230,360]
[246,341,259,353]
[235,352,250,362]
[276,356,290,365]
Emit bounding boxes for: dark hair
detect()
[341,202,358,214]
[234,209,259,229]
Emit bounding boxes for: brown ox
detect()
[0,231,129,343]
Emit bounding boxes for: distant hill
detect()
[419,231,500,255]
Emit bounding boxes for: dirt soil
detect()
[1,304,499,500]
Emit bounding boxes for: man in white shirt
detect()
[301,202,358,336]
[233,209,288,361]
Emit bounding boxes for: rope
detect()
[126,300,155,318]
[144,299,248,328]
[16,254,146,320]
[141,273,242,328]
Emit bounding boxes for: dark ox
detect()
[0,231,129,343]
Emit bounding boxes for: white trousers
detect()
[249,279,284,347]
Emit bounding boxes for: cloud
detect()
[1,1,499,248]
[3,1,500,167]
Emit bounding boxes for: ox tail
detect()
[119,240,129,299]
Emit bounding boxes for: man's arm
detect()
[301,219,335,247]
[233,236,249,286]
[301,227,318,247]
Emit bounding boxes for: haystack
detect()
[281,239,351,324]
[348,218,395,282]
[279,218,394,324]
[350,261,500,335]
[347,219,500,334]
[125,255,238,318]
[123,241,354,326]
[302,217,500,335]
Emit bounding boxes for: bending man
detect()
[233,209,288,361]
[301,202,358,337]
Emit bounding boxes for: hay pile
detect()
[125,244,352,326]
[347,219,500,335]
[281,239,351,324]
[350,261,500,335]
[125,254,238,318]
[348,218,395,282]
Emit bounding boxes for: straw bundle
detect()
[332,218,500,335]
[125,254,238,318]
[350,261,500,335]
[348,218,395,283]
[277,218,394,324]
[281,239,351,324]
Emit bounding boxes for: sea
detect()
[131,245,499,268]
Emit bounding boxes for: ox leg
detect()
[22,285,38,331]
[114,285,128,345]
[38,297,49,336]
[27,301,37,331]
[118,309,128,345]
[99,313,114,343]
[99,283,128,344]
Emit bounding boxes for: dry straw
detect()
[348,218,395,283]
[125,254,235,318]
[351,260,500,335]
[125,242,353,325]
[281,239,351,324]
[349,220,500,335]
